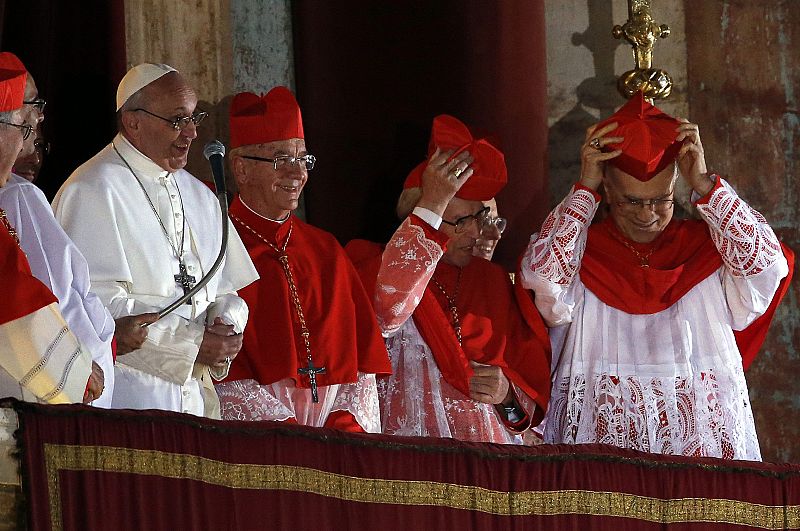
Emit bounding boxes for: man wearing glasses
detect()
[53,63,258,418]
[348,114,551,443]
[521,92,792,460]
[214,87,391,432]
[473,198,506,262]
[0,52,112,406]
[0,64,103,404]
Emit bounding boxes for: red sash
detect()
[347,237,551,418]
[581,217,794,369]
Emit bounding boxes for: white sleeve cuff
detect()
[411,207,442,230]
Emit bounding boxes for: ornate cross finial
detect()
[612,0,672,101]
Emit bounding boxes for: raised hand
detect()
[580,122,623,190]
[675,119,713,196]
[416,147,475,216]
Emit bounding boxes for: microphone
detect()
[203,140,227,195]
[153,140,231,324]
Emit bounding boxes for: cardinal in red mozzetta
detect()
[520,91,793,460]
[217,86,391,432]
[347,114,551,444]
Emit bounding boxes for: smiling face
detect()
[473,198,500,260]
[605,163,677,243]
[231,138,308,219]
[120,72,198,172]
[440,196,484,267]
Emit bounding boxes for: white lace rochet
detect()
[521,179,789,460]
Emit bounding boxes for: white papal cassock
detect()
[0,174,115,407]
[53,134,258,418]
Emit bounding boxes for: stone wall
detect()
[123,0,293,185]
[684,1,799,463]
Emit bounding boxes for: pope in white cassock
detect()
[53,63,258,418]
[0,52,114,406]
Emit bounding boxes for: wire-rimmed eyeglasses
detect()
[482,216,507,234]
[441,206,490,234]
[615,198,675,213]
[23,98,47,113]
[132,108,208,130]
[0,120,33,140]
[241,154,317,171]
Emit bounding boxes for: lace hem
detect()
[216,373,381,433]
[696,179,783,277]
[523,187,598,286]
[543,371,761,460]
[379,319,523,444]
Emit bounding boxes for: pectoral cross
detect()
[174,262,196,304]
[298,359,327,403]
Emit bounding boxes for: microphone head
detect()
[203,140,226,160]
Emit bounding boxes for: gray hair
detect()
[0,109,16,123]
[115,87,148,133]
[396,187,423,219]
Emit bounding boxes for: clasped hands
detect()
[197,316,243,369]
[114,313,242,369]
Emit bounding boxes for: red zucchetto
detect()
[0,67,26,112]
[595,91,682,182]
[404,114,507,201]
[229,86,304,149]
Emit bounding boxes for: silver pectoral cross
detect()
[298,359,327,403]
[174,262,196,304]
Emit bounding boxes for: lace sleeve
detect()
[695,178,783,278]
[522,186,599,286]
[374,217,444,335]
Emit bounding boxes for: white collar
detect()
[113,133,172,181]
[240,197,291,224]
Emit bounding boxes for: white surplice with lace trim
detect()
[520,179,789,460]
[216,372,381,433]
[373,215,534,444]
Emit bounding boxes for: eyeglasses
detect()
[23,98,47,113]
[482,216,507,234]
[441,206,490,234]
[241,154,317,171]
[132,108,208,130]
[615,198,675,213]
[0,120,33,140]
